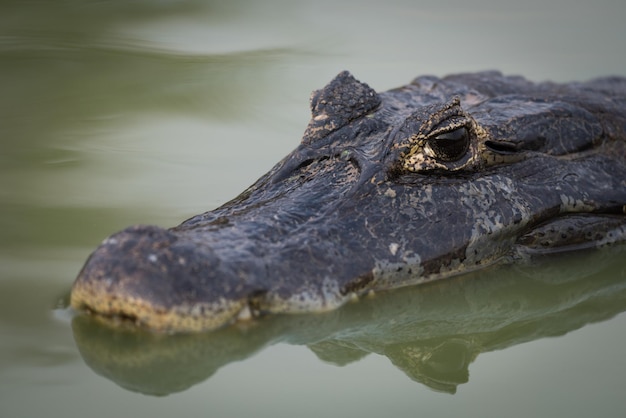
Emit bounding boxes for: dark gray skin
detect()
[71,71,626,332]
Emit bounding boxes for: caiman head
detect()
[71,71,626,332]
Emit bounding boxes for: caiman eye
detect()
[426,127,470,162]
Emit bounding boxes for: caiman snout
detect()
[70,225,254,332]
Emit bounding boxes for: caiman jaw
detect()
[70,282,247,333]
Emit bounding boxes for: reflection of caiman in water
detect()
[72,248,626,395]
[71,71,626,332]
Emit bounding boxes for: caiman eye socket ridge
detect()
[426,126,470,162]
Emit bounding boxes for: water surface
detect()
[1,1,626,417]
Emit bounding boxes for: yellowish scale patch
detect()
[70,282,247,333]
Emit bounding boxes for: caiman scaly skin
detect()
[71,71,626,332]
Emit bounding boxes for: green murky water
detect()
[1,1,626,417]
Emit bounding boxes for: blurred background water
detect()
[1,1,626,417]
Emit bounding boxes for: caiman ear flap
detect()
[302,71,381,144]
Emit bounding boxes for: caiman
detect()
[70,71,626,333]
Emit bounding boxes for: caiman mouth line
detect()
[71,70,626,333]
[72,288,246,332]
